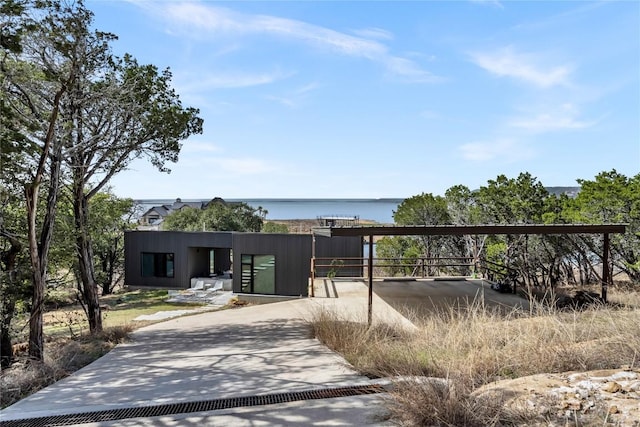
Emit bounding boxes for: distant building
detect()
[139,197,228,229]
[317,215,360,227]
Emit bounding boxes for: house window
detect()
[141,253,174,278]
[209,250,216,276]
[240,254,275,294]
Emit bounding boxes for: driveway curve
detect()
[1,298,389,426]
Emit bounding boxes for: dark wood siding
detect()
[124,231,233,289]
[231,234,311,296]
[125,231,362,295]
[315,235,363,277]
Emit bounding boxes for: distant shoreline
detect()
[267,218,382,233]
[134,198,401,223]
[133,198,405,203]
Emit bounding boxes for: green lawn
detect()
[43,289,208,338]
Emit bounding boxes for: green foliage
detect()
[393,192,450,226]
[389,171,639,286]
[163,201,264,232]
[474,172,548,224]
[88,193,137,294]
[445,185,480,225]
[1,0,203,345]
[563,170,640,282]
[327,259,345,279]
[0,0,28,54]
[262,222,289,233]
[377,236,423,276]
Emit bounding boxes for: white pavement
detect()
[1,281,406,426]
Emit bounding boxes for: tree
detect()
[1,0,203,357]
[473,173,554,287]
[564,170,640,283]
[163,201,264,232]
[0,184,31,368]
[395,193,452,267]
[444,184,486,275]
[1,0,74,360]
[474,173,548,224]
[88,193,137,295]
[378,193,454,276]
[162,205,202,231]
[65,47,202,332]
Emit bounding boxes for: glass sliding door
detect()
[240,254,275,294]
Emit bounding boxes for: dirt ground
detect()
[474,368,640,426]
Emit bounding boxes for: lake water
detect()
[137,198,403,224]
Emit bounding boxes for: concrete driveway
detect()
[1,296,392,426]
[373,278,530,321]
[0,279,529,426]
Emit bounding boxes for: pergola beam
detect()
[312,223,627,323]
[314,224,626,237]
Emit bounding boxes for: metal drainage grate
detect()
[1,384,384,427]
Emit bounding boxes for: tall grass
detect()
[1,325,133,409]
[308,291,640,425]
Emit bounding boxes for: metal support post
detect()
[602,233,609,303]
[368,235,373,326]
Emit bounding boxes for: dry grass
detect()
[308,287,640,426]
[1,325,133,408]
[2,288,231,409]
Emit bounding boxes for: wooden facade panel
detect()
[315,235,363,277]
[125,231,362,295]
[232,233,312,296]
[124,231,233,289]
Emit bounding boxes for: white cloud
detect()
[265,82,320,108]
[157,3,386,56]
[384,57,442,83]
[177,70,293,91]
[470,46,571,88]
[508,103,597,132]
[147,2,439,83]
[351,27,394,40]
[459,139,533,162]
[509,114,595,132]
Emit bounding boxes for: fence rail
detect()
[312,256,476,278]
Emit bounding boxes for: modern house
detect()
[124,231,362,297]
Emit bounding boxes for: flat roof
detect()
[312,223,627,237]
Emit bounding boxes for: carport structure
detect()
[313,224,627,324]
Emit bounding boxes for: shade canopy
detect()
[312,224,626,238]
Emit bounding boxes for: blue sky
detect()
[90,1,640,199]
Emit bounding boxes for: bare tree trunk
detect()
[23,84,65,361]
[73,179,102,333]
[25,187,45,361]
[26,142,63,360]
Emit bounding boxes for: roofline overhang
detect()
[312,223,627,238]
